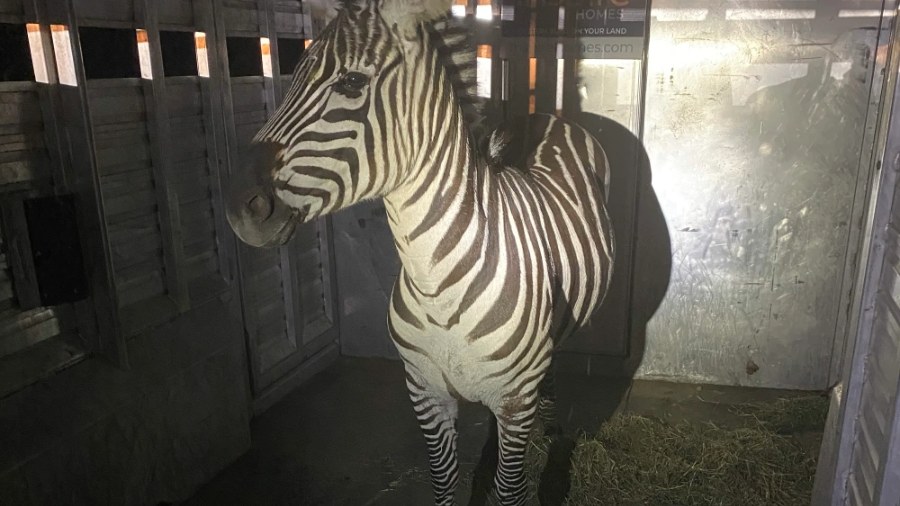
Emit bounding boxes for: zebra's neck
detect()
[382,102,487,302]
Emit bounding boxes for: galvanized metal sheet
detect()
[636,2,887,389]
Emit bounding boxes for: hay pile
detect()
[525,396,828,506]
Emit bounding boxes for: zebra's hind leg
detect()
[493,400,538,506]
[405,375,460,505]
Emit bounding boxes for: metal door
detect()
[823,6,900,501]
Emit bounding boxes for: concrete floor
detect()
[184,357,821,506]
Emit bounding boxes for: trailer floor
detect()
[183,356,821,506]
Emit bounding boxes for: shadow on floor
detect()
[184,357,818,506]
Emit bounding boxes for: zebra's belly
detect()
[389,302,556,409]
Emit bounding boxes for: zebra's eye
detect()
[337,71,369,92]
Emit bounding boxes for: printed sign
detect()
[499,0,647,59]
[574,6,646,37]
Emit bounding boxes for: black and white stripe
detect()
[246,1,614,504]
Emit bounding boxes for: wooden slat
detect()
[181,209,215,240]
[0,0,23,17]
[0,133,46,152]
[165,88,204,117]
[0,157,48,185]
[159,0,194,27]
[116,271,166,308]
[74,0,134,24]
[0,308,60,359]
[185,249,218,275]
[274,4,303,35]
[223,0,260,32]
[0,90,43,128]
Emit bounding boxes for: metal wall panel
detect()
[821,10,900,500]
[636,1,888,389]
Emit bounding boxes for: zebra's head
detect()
[226,0,470,248]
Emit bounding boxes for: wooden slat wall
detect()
[88,81,169,312]
[165,77,227,303]
[215,0,339,406]
[0,85,51,188]
[221,0,293,375]
[0,13,73,363]
[229,75,291,361]
[73,0,134,26]
[0,0,23,18]
[159,0,195,28]
[273,0,303,37]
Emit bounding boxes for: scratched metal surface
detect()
[635,1,888,389]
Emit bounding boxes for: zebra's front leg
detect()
[493,399,538,506]
[405,375,460,505]
[538,365,561,436]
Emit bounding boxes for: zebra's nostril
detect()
[247,194,273,220]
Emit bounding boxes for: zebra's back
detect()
[488,113,615,342]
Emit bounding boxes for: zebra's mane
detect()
[427,16,486,140]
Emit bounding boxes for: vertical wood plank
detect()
[135,0,191,313]
[195,0,238,287]
[39,0,127,366]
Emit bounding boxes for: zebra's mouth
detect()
[296,203,312,224]
[271,203,312,245]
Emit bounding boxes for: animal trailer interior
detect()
[0,0,898,505]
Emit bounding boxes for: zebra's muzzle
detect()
[225,141,299,248]
[226,185,299,248]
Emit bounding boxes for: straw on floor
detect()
[525,396,828,506]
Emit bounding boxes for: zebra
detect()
[225,0,615,503]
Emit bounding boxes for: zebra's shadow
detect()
[466,112,671,506]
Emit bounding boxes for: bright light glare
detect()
[837,10,893,18]
[195,32,209,77]
[451,5,466,18]
[555,55,563,112]
[475,5,492,21]
[136,29,152,80]
[260,37,273,77]
[725,9,815,21]
[50,25,77,87]
[648,38,741,71]
[476,45,491,98]
[26,24,49,83]
[652,8,709,22]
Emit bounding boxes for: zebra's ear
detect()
[381,0,453,31]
